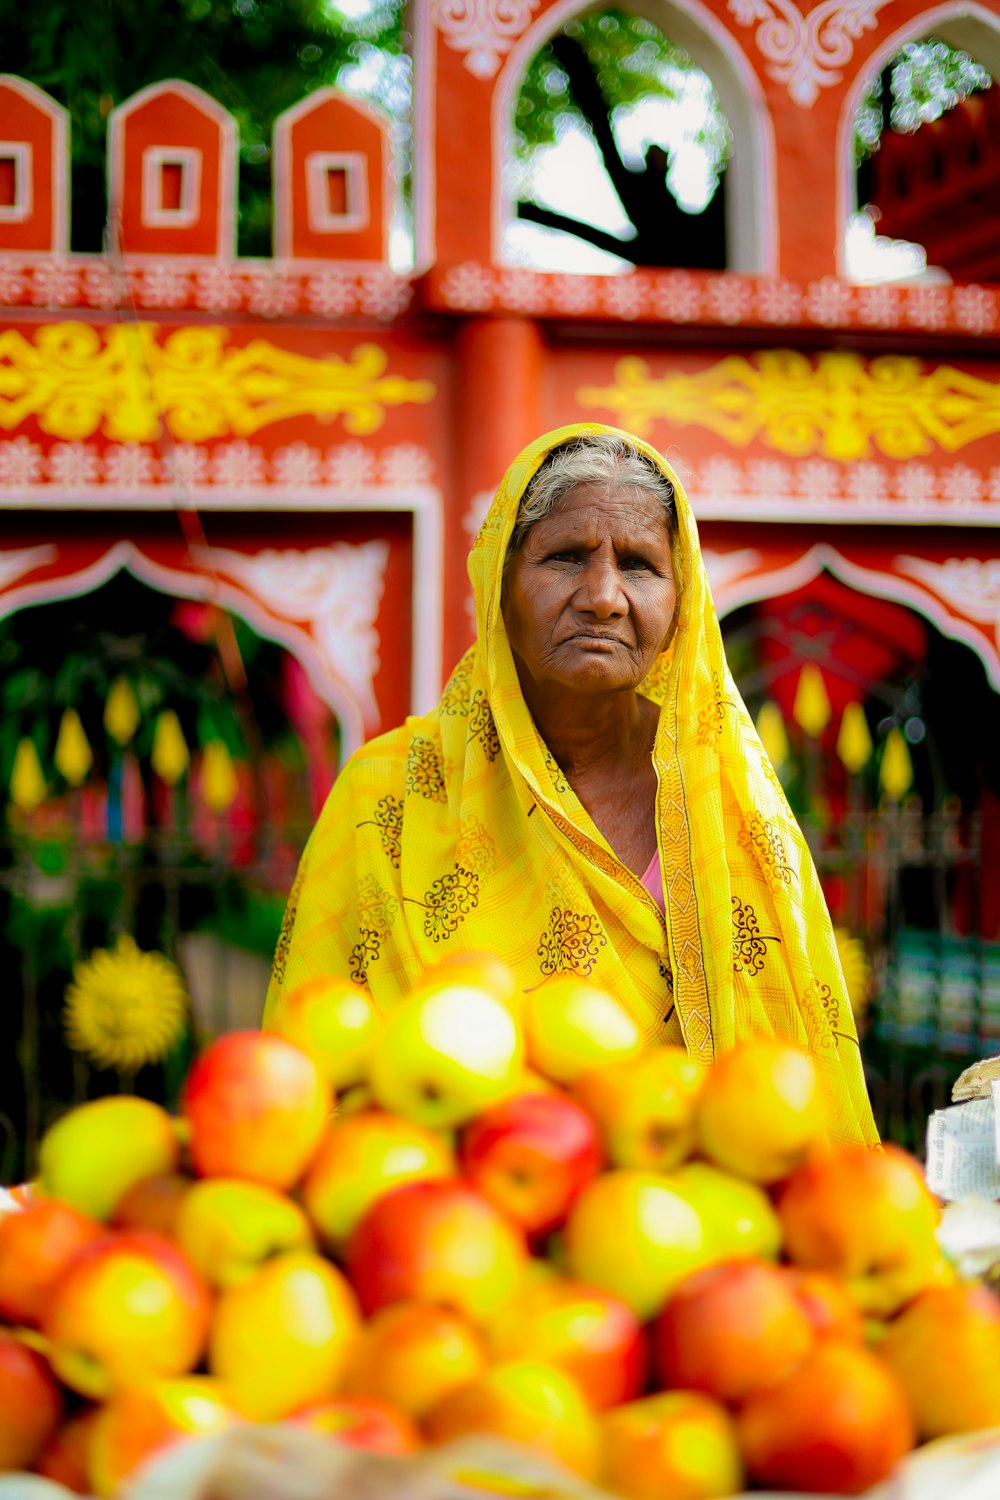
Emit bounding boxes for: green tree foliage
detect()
[0,0,406,252]
[515,9,714,153]
[854,38,990,162]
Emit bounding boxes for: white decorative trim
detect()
[433,0,542,79]
[207,543,389,723]
[708,541,1000,692]
[141,146,202,229]
[305,151,369,232]
[0,481,444,727]
[728,0,892,107]
[895,556,1000,626]
[701,547,764,596]
[0,543,57,590]
[692,455,1000,525]
[0,143,31,222]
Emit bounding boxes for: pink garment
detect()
[640,847,664,913]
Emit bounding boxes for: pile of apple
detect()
[3,955,1000,1500]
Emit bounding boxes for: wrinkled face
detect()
[501,480,677,700]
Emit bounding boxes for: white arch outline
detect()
[836,2,1000,277]
[492,0,778,272]
[0,541,370,761]
[710,540,1000,691]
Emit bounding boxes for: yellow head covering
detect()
[264,422,878,1146]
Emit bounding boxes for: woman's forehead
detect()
[528,481,673,539]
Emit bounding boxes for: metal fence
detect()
[0,821,309,1184]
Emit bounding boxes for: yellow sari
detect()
[264,422,878,1147]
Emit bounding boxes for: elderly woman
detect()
[264,423,877,1146]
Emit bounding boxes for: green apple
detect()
[563,1168,710,1321]
[174,1177,316,1288]
[523,976,641,1084]
[573,1046,704,1169]
[669,1161,782,1262]
[268,975,380,1092]
[300,1109,456,1248]
[39,1097,180,1222]
[369,980,524,1128]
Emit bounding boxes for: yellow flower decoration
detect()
[834,927,871,1020]
[64,935,189,1073]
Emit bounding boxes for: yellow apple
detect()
[174,1177,316,1287]
[88,1377,241,1497]
[877,1283,1000,1437]
[563,1169,710,1321]
[695,1038,828,1184]
[425,1359,601,1480]
[523,977,642,1085]
[670,1161,782,1263]
[208,1250,360,1420]
[573,1046,704,1169]
[38,1097,180,1221]
[419,951,523,1014]
[601,1390,744,1500]
[369,980,524,1128]
[268,975,380,1091]
[300,1109,455,1250]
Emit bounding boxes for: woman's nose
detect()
[575,555,626,616]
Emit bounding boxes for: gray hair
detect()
[507,433,676,558]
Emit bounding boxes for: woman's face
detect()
[501,480,677,700]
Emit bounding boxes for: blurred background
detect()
[2,0,1000,1175]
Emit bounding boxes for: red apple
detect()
[346,1179,526,1324]
[737,1341,915,1493]
[343,1301,487,1420]
[601,1390,744,1500]
[111,1173,192,1239]
[487,1274,647,1411]
[288,1396,420,1455]
[654,1259,815,1405]
[41,1230,211,1399]
[777,1143,942,1316]
[182,1030,331,1188]
[459,1090,603,1238]
[0,1198,104,1327]
[0,1330,64,1472]
[781,1267,865,1345]
[34,1409,100,1494]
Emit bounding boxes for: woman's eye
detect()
[621,556,651,571]
[548,550,578,564]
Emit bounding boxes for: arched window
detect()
[496,2,775,273]
[844,11,999,281]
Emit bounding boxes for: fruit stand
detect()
[2,961,1000,1500]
